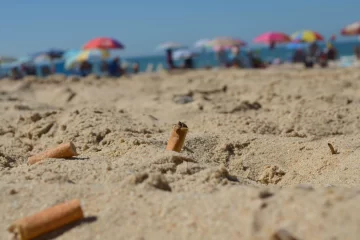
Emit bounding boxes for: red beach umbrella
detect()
[83,37,125,50]
[341,21,360,36]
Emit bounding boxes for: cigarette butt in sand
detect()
[166,122,188,152]
[8,199,84,240]
[28,142,77,165]
[327,143,339,154]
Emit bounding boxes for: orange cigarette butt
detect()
[8,199,84,240]
[27,142,78,165]
[166,122,188,152]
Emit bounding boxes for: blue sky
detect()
[0,0,359,57]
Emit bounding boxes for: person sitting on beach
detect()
[183,56,194,69]
[304,43,320,69]
[228,46,243,68]
[166,49,175,70]
[79,61,92,77]
[247,51,265,69]
[318,51,328,68]
[108,57,121,77]
[354,46,360,60]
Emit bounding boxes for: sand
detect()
[1,67,360,239]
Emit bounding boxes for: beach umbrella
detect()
[254,32,290,44]
[172,49,198,60]
[83,37,125,50]
[208,37,246,49]
[156,42,184,50]
[0,56,16,64]
[290,30,324,43]
[65,50,109,69]
[341,21,360,36]
[194,39,211,48]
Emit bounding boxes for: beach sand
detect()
[1,67,360,239]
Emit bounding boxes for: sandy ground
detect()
[1,67,360,239]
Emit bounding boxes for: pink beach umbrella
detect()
[83,37,125,50]
[254,32,290,44]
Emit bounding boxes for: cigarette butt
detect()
[8,199,84,240]
[28,142,77,165]
[327,143,338,154]
[166,122,188,152]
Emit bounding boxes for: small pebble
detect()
[9,189,18,195]
[259,190,274,199]
[30,113,41,122]
[271,229,298,240]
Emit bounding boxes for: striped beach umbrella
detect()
[64,50,109,69]
[291,30,324,43]
[208,37,247,49]
[341,21,360,36]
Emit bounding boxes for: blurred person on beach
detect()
[228,46,243,68]
[292,49,305,63]
[79,61,92,77]
[318,50,329,68]
[9,67,22,80]
[132,62,139,74]
[354,46,360,60]
[304,42,320,68]
[309,41,320,58]
[183,56,194,69]
[41,66,51,77]
[166,49,175,70]
[109,57,121,77]
[247,50,266,68]
[21,64,36,76]
[216,48,227,67]
[325,42,338,61]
